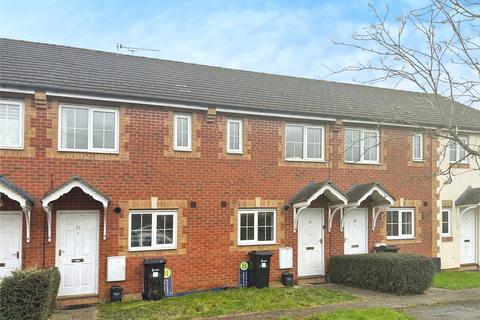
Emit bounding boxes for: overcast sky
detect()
[0,0,430,90]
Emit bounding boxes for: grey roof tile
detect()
[0,174,34,205]
[456,186,480,206]
[1,39,480,130]
[346,182,395,205]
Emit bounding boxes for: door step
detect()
[459,264,479,271]
[57,294,99,309]
[297,276,326,286]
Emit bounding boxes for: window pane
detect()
[240,213,255,241]
[286,125,303,159]
[345,129,361,162]
[75,128,88,149]
[104,112,115,130]
[76,109,88,129]
[387,211,399,237]
[93,111,116,150]
[449,142,457,162]
[229,121,241,150]
[176,117,189,147]
[413,135,422,159]
[0,104,21,147]
[363,131,378,161]
[458,141,466,161]
[93,111,104,130]
[131,214,153,248]
[442,210,449,234]
[401,211,413,236]
[307,127,322,159]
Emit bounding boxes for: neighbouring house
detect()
[0,38,479,305]
[437,134,480,269]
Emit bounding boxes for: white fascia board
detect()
[45,91,208,111]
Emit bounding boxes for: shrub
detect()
[327,253,435,295]
[0,267,61,320]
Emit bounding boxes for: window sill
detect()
[0,146,24,150]
[58,148,119,155]
[285,158,325,163]
[227,150,244,155]
[237,242,277,246]
[128,246,177,252]
[412,159,424,162]
[344,161,380,165]
[386,237,415,241]
[173,148,192,152]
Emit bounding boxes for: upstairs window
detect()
[227,119,243,153]
[285,124,324,161]
[449,138,468,163]
[412,133,423,161]
[174,114,192,151]
[387,209,415,239]
[59,105,119,153]
[238,209,276,245]
[0,100,23,149]
[344,128,379,163]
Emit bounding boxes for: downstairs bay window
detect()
[387,208,415,239]
[129,210,177,251]
[238,209,276,245]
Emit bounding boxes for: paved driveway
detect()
[405,300,480,320]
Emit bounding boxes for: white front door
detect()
[57,211,99,296]
[344,208,368,255]
[460,209,477,265]
[298,209,324,277]
[0,212,22,278]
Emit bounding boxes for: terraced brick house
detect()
[0,38,479,305]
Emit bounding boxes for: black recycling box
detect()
[248,251,273,288]
[143,258,167,300]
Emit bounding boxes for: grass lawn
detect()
[288,308,414,320]
[97,287,355,320]
[433,271,480,289]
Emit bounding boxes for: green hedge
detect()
[0,268,61,320]
[327,253,435,295]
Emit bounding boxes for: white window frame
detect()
[386,208,415,240]
[412,133,423,161]
[0,99,24,150]
[173,113,192,151]
[449,137,468,164]
[237,209,276,246]
[285,124,325,162]
[441,208,451,236]
[344,128,380,164]
[227,119,243,154]
[58,104,119,153]
[128,210,178,251]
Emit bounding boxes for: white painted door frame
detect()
[56,210,100,296]
[0,211,22,278]
[459,208,477,265]
[344,208,368,255]
[297,208,325,277]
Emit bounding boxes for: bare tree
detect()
[329,0,480,183]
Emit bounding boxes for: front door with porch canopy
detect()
[291,181,349,277]
[42,176,109,296]
[0,175,34,279]
[456,187,480,265]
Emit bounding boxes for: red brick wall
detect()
[0,92,437,300]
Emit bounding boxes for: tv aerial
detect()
[116,43,161,54]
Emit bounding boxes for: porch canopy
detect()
[344,182,395,231]
[290,181,349,232]
[455,186,480,217]
[0,175,35,242]
[41,176,110,242]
